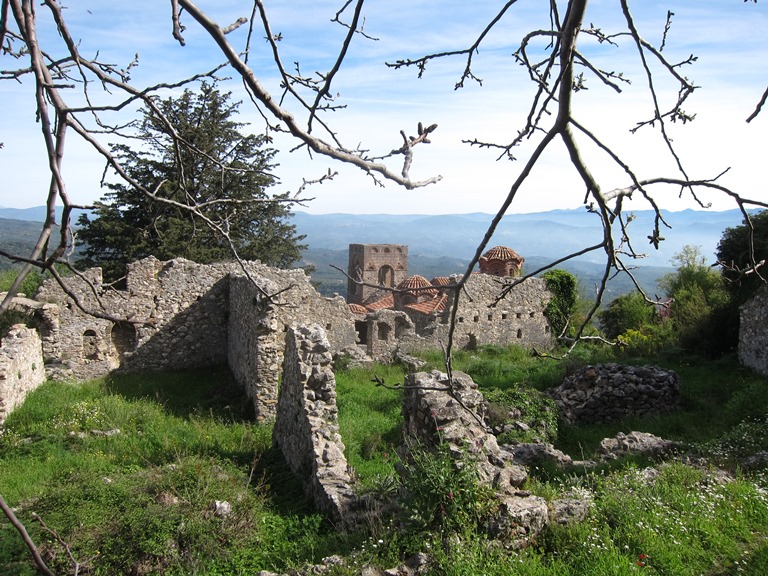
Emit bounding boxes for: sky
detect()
[1,0,767,216]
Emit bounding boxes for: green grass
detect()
[3,348,768,575]
[0,367,353,575]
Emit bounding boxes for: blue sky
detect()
[1,0,767,215]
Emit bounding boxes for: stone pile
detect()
[549,363,680,425]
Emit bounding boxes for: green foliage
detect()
[335,365,403,487]
[0,269,41,297]
[3,349,768,575]
[598,291,658,340]
[483,387,558,444]
[717,209,768,304]
[542,269,578,337]
[397,441,495,536]
[658,245,736,356]
[77,81,305,281]
[0,369,353,575]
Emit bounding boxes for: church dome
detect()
[479,246,524,277]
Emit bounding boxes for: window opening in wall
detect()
[467,333,478,350]
[395,317,409,338]
[473,315,479,322]
[377,322,391,341]
[502,313,508,320]
[111,322,138,358]
[458,317,464,323]
[355,320,368,345]
[545,325,550,333]
[516,312,522,319]
[378,265,395,287]
[530,311,535,318]
[384,247,391,253]
[488,314,493,321]
[326,323,332,330]
[517,329,523,339]
[82,329,99,360]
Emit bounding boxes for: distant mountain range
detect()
[1,206,755,300]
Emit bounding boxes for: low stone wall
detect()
[740,285,768,376]
[0,324,45,425]
[549,364,680,425]
[402,371,548,543]
[272,325,358,526]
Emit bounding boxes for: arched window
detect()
[111,322,138,358]
[82,329,99,360]
[378,265,395,287]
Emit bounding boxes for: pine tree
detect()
[77,82,305,281]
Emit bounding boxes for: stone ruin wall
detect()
[34,258,234,380]
[272,325,358,525]
[228,271,357,422]
[28,256,357,420]
[0,325,45,425]
[739,284,768,377]
[366,275,552,361]
[402,370,550,543]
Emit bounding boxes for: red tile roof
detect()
[366,294,395,310]
[405,294,449,315]
[348,303,368,315]
[482,246,524,262]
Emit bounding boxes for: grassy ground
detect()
[2,347,768,575]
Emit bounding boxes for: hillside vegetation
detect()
[2,346,768,575]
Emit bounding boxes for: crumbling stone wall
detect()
[273,325,358,525]
[0,325,45,425]
[390,275,552,358]
[402,370,548,543]
[739,285,768,376]
[35,257,358,388]
[35,258,233,380]
[549,364,680,425]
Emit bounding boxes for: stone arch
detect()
[378,265,395,287]
[82,329,99,360]
[110,322,138,358]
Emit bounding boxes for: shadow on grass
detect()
[104,364,255,421]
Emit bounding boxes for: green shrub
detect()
[483,387,558,444]
[397,441,494,537]
[543,269,578,338]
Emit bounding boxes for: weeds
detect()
[2,350,768,575]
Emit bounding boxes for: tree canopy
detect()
[76,83,305,281]
[717,210,768,305]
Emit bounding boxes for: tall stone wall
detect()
[740,285,768,376]
[35,257,359,384]
[368,275,552,360]
[0,325,45,425]
[228,275,282,422]
[273,325,358,525]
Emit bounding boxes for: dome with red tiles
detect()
[479,246,524,277]
[431,276,452,287]
[397,274,434,291]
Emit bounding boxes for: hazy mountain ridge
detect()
[1,207,755,299]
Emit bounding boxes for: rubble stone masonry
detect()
[0,325,45,425]
[740,285,768,376]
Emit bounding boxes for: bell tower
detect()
[347,244,408,305]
